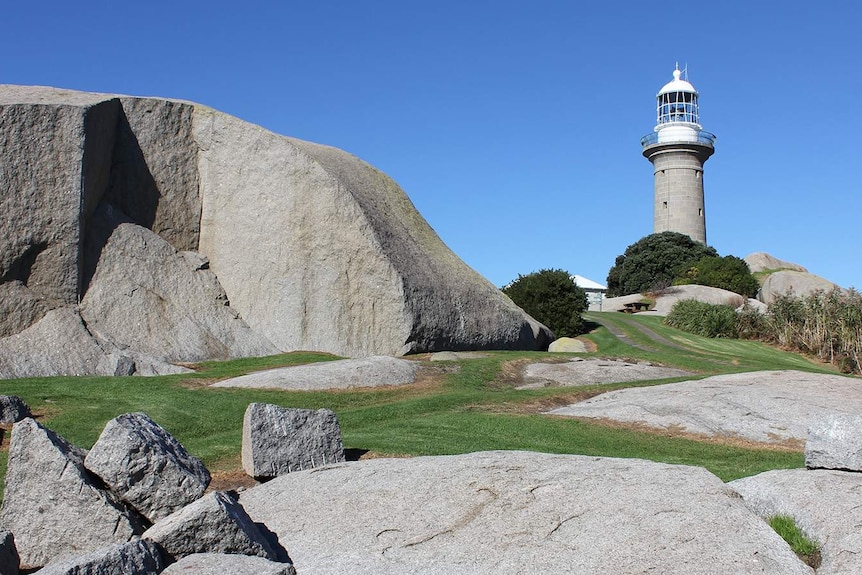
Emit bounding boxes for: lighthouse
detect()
[641,65,715,244]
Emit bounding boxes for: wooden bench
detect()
[621,302,650,313]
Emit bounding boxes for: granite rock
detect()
[161,553,297,575]
[34,540,164,575]
[84,412,211,522]
[242,404,345,479]
[805,413,862,471]
[0,418,144,568]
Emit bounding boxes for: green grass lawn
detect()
[0,314,839,502]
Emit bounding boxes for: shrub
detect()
[502,269,588,338]
[675,255,760,297]
[606,232,718,297]
[664,300,738,338]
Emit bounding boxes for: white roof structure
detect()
[572,275,607,291]
[657,67,697,96]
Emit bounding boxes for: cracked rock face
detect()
[239,450,812,574]
[0,84,551,375]
[0,418,145,569]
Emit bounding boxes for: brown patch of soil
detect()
[556,416,804,453]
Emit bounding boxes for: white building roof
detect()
[572,275,607,291]
[657,67,697,96]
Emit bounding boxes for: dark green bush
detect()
[675,255,760,297]
[606,232,718,297]
[502,269,588,338]
[664,299,738,338]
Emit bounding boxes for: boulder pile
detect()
[0,85,551,378]
[0,414,294,574]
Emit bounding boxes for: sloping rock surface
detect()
[142,491,279,561]
[744,252,807,273]
[523,358,691,388]
[212,356,418,391]
[0,307,190,378]
[34,540,164,575]
[162,553,297,575]
[548,370,862,444]
[79,205,278,363]
[194,110,552,357]
[0,418,144,568]
[0,84,550,376]
[758,270,839,304]
[84,412,211,522]
[730,469,861,575]
[239,451,812,574]
[651,284,749,314]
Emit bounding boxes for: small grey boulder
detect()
[84,412,211,522]
[34,539,164,575]
[142,491,280,561]
[161,553,296,575]
[0,530,19,575]
[242,403,344,479]
[0,395,30,424]
[0,418,144,568]
[805,414,862,471]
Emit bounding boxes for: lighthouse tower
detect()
[641,65,715,244]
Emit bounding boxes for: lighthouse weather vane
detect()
[641,64,716,244]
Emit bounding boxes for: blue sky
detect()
[3,1,860,289]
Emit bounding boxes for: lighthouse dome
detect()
[657,68,697,96]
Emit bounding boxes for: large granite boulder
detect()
[0,418,145,568]
[651,284,750,315]
[34,540,164,575]
[84,412,211,522]
[242,404,345,479]
[758,270,839,305]
[730,468,861,575]
[0,84,550,376]
[744,252,807,274]
[194,111,551,356]
[161,553,297,575]
[141,491,281,562]
[805,414,862,471]
[239,450,812,574]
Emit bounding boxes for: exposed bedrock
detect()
[0,84,549,376]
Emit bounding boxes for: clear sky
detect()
[3,1,860,290]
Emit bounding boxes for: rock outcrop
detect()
[239,450,813,574]
[758,270,840,305]
[548,370,862,445]
[212,356,418,391]
[0,84,550,377]
[0,418,145,568]
[744,252,807,274]
[84,412,212,522]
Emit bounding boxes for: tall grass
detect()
[664,288,862,375]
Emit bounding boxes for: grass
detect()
[0,317,839,502]
[768,515,821,567]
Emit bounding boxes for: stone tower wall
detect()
[647,147,709,244]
